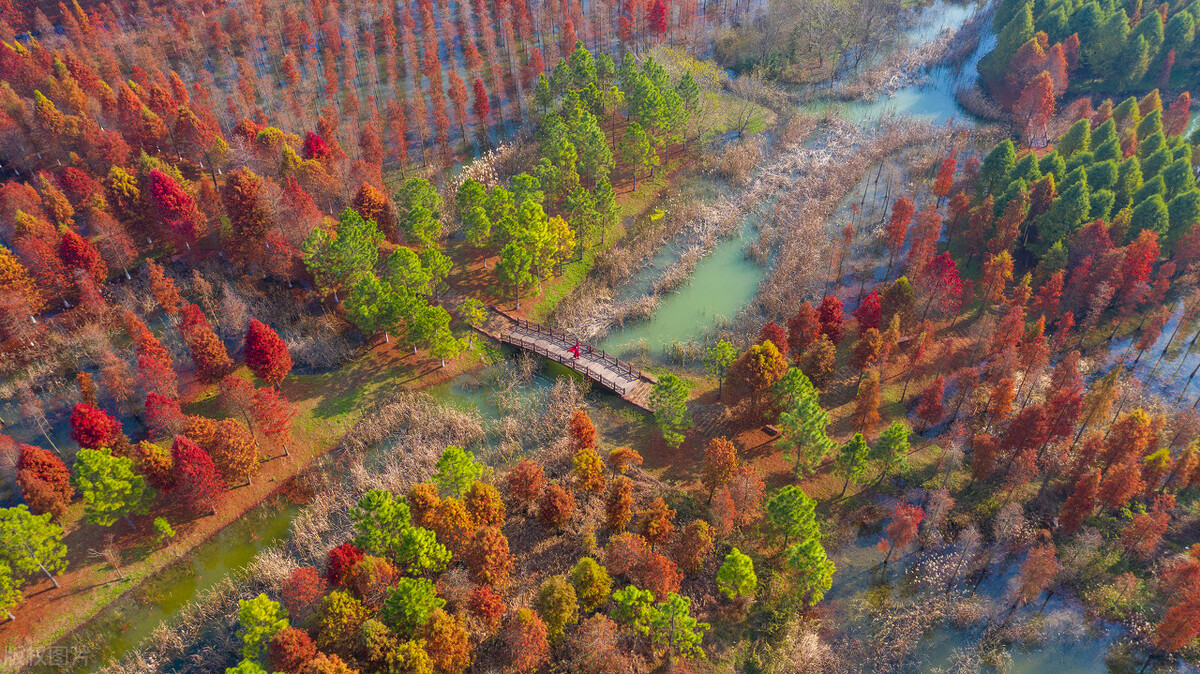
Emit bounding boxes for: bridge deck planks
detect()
[489,307,655,410]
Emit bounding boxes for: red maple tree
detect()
[787,301,822,357]
[16,443,74,517]
[170,435,225,515]
[69,402,121,449]
[244,319,293,386]
[879,502,924,565]
[57,230,107,283]
[818,296,845,344]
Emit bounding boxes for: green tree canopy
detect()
[73,447,152,529]
[351,488,413,557]
[704,340,738,398]
[649,374,692,447]
[784,538,836,606]
[777,375,836,477]
[0,506,67,588]
[0,561,22,621]
[382,577,445,637]
[646,593,709,661]
[766,485,819,547]
[237,593,289,659]
[433,446,484,497]
[835,433,871,496]
[395,525,451,576]
[871,421,911,482]
[716,547,757,600]
[302,208,384,296]
[496,240,533,308]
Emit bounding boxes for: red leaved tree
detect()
[647,0,668,37]
[1006,542,1059,620]
[568,409,598,451]
[914,375,945,430]
[787,301,821,358]
[854,290,882,335]
[244,319,293,387]
[268,627,317,674]
[465,526,514,587]
[170,435,225,516]
[17,443,73,518]
[879,502,924,566]
[70,403,121,449]
[505,608,550,673]
[917,253,963,323]
[472,77,491,125]
[932,152,956,206]
[147,168,204,251]
[539,483,575,530]
[469,585,506,631]
[1121,494,1174,560]
[1058,468,1099,534]
[252,386,297,457]
[280,566,328,625]
[58,230,107,283]
[508,460,546,509]
[326,542,364,585]
[1154,589,1200,654]
[884,197,915,280]
[1013,71,1055,145]
[818,296,845,344]
[145,391,185,438]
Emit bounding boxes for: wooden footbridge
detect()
[488,306,657,410]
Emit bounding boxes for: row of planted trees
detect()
[1,304,300,621]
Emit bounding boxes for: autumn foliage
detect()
[244,319,293,386]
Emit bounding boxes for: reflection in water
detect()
[77,501,297,670]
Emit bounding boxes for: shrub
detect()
[152,517,175,546]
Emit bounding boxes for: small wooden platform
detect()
[489,307,657,411]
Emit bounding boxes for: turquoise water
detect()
[596,219,765,358]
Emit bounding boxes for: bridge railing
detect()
[507,316,641,379]
[502,331,631,394]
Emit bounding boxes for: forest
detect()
[0,0,1198,670]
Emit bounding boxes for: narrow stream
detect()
[597,0,992,364]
